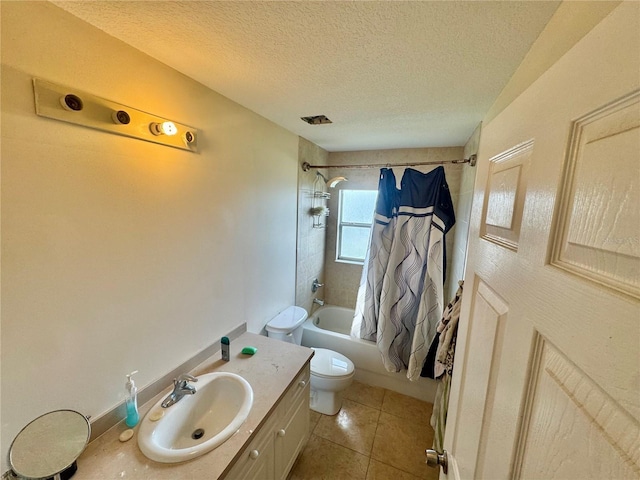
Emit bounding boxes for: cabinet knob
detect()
[298,380,307,388]
[277,429,286,437]
[249,449,260,460]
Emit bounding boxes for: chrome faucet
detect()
[161,374,198,408]
[313,298,325,306]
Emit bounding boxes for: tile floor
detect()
[288,381,439,480]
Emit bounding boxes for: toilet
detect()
[265,306,355,415]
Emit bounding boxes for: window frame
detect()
[336,189,377,265]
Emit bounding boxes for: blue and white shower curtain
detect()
[352,166,455,381]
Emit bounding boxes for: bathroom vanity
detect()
[223,364,310,479]
[72,332,313,479]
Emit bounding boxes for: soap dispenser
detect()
[125,371,139,428]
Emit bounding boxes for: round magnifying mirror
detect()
[9,410,90,479]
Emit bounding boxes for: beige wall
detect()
[296,138,329,313]
[1,1,298,466]
[447,124,481,300]
[323,147,465,309]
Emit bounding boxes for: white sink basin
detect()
[138,372,253,463]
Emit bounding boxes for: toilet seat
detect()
[310,348,354,379]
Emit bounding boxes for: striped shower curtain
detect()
[352,166,455,381]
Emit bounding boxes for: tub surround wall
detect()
[323,147,465,309]
[1,1,298,469]
[295,138,329,313]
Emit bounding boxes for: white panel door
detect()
[442,3,640,479]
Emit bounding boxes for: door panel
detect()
[443,3,640,479]
[552,90,640,298]
[481,140,532,251]
[515,338,639,479]
[451,280,509,479]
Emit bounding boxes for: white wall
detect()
[1,1,298,467]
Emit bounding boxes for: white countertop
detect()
[75,333,314,479]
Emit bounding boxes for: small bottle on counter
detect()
[221,336,230,361]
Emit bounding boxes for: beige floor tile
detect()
[343,381,386,409]
[371,411,434,479]
[313,399,380,455]
[382,390,433,424]
[309,409,322,430]
[288,434,369,480]
[425,465,440,480]
[366,459,424,480]
[366,459,420,480]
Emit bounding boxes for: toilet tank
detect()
[265,306,308,345]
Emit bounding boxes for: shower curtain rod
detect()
[301,154,476,172]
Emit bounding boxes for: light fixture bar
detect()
[33,78,199,153]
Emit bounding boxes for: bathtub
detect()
[301,305,437,403]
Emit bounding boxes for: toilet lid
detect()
[311,348,354,378]
[266,306,308,333]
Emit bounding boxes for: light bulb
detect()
[150,121,178,136]
[160,121,177,136]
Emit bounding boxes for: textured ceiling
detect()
[52,1,560,152]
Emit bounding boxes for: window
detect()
[337,189,378,264]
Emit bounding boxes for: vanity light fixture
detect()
[112,110,131,125]
[60,94,84,112]
[150,121,178,136]
[183,130,196,144]
[33,78,199,153]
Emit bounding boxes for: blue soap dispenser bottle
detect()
[125,371,139,427]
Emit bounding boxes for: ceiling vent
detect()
[301,115,332,125]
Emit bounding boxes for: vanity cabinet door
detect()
[274,380,310,480]
[241,444,275,480]
[223,416,276,480]
[222,362,311,480]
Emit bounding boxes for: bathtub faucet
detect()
[312,278,324,293]
[313,298,325,306]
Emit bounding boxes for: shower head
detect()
[315,171,348,188]
[326,176,348,188]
